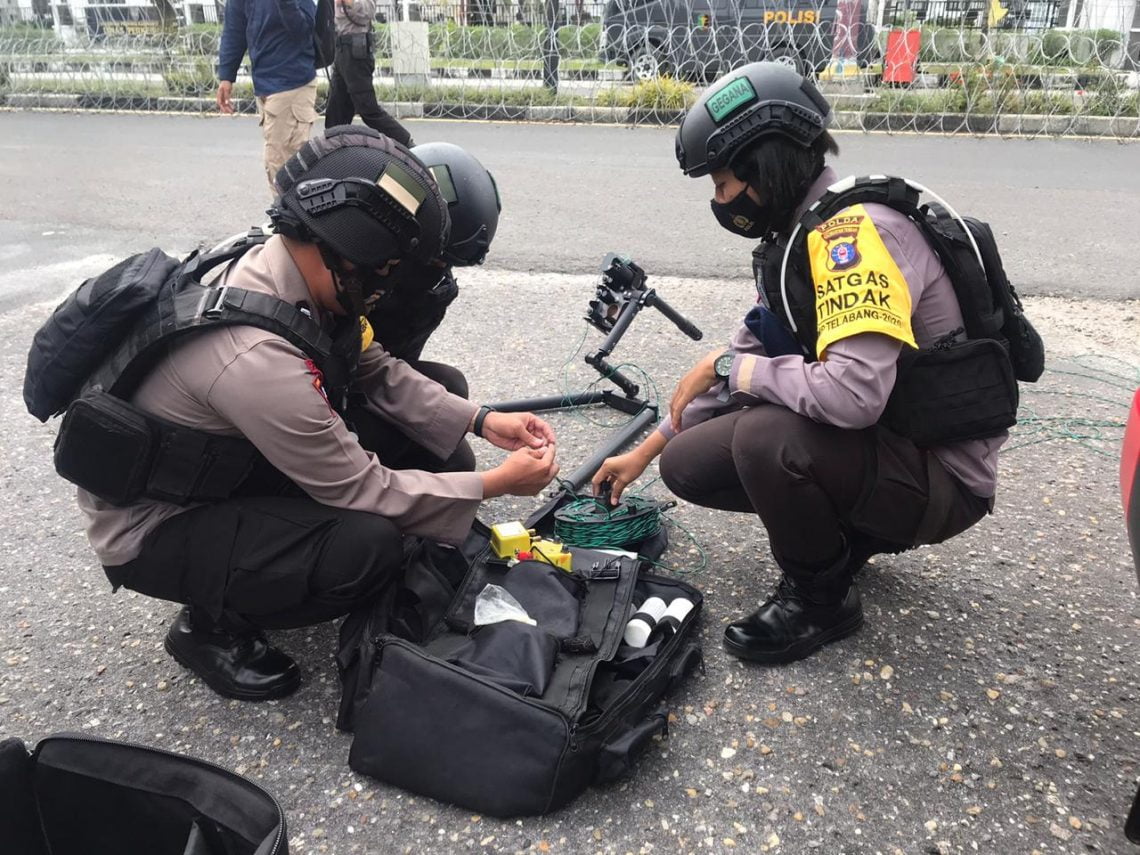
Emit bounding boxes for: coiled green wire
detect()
[553,494,667,549]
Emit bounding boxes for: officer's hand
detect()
[482,446,559,498]
[480,411,556,451]
[669,350,720,431]
[216,80,234,115]
[591,450,650,506]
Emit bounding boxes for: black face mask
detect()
[710,188,773,239]
[336,267,392,317]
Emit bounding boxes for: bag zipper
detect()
[570,573,703,747]
[34,733,287,855]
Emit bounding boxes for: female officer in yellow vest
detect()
[592,62,1004,665]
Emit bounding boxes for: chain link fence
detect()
[1,0,1137,136]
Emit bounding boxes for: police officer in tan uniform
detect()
[593,63,1004,665]
[84,127,559,701]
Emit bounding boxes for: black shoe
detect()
[723,576,863,664]
[163,607,301,701]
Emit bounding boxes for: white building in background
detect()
[1071,0,1140,59]
[0,0,19,26]
[4,0,48,25]
[2,0,223,33]
[182,0,220,24]
[43,0,160,43]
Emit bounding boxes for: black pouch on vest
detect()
[54,390,262,507]
[344,541,704,817]
[882,337,1018,447]
[0,733,287,855]
[53,390,155,506]
[350,31,371,59]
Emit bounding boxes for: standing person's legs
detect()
[324,49,357,128]
[258,79,319,195]
[344,46,412,146]
[105,496,405,699]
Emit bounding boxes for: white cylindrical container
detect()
[651,597,694,641]
[622,596,667,648]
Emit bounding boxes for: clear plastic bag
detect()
[473,584,536,627]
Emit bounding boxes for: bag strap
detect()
[784,175,997,343]
[93,282,336,401]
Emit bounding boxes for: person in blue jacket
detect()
[216,0,319,195]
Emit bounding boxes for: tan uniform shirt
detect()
[335,0,375,35]
[79,236,483,567]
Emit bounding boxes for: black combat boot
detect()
[164,607,301,701]
[723,551,863,664]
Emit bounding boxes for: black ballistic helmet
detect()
[270,126,450,270]
[676,62,832,178]
[411,142,502,266]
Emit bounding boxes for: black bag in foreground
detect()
[341,535,704,817]
[0,733,287,855]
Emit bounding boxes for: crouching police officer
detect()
[592,62,1005,665]
[369,141,500,363]
[83,127,558,700]
[351,141,501,467]
[351,140,499,430]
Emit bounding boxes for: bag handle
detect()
[595,710,668,784]
[666,640,704,695]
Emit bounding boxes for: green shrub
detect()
[557,23,600,60]
[1091,28,1123,66]
[163,58,216,97]
[920,28,984,64]
[372,23,602,62]
[181,23,221,56]
[595,76,694,110]
[0,25,63,53]
[428,23,544,61]
[1019,91,1076,115]
[1084,80,1140,116]
[867,88,970,114]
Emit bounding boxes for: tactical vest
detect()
[51,237,359,507]
[751,175,1023,447]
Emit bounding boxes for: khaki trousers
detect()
[257,79,318,196]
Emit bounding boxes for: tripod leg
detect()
[485,391,610,413]
[525,407,658,530]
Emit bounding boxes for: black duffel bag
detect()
[339,531,703,817]
[0,733,287,855]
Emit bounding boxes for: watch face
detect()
[715,353,734,379]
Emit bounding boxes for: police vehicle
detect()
[600,0,879,81]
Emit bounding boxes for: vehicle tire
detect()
[769,46,806,76]
[629,42,671,81]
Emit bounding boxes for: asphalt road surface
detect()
[1,111,1139,855]
[1,112,1138,306]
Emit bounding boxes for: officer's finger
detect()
[670,401,684,432]
[534,418,557,446]
[610,478,626,505]
[590,467,609,492]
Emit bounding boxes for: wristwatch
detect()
[713,350,735,382]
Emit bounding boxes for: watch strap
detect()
[473,405,493,438]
